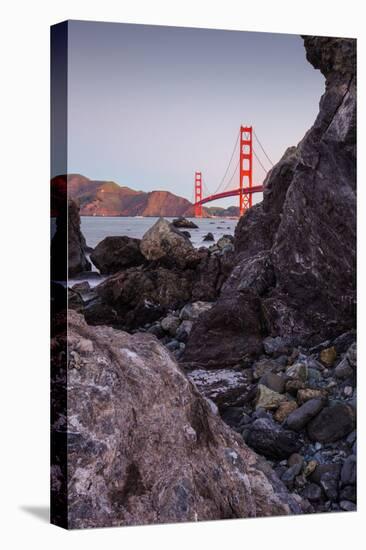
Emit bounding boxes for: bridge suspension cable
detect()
[210,129,240,196]
[253,148,269,174]
[253,129,274,167]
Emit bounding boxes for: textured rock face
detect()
[182,291,264,368]
[183,37,356,363]
[51,199,91,279]
[187,368,253,409]
[140,218,201,269]
[62,311,301,528]
[85,241,234,330]
[90,236,145,274]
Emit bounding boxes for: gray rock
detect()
[179,301,214,321]
[246,417,301,460]
[335,343,357,379]
[281,463,303,487]
[339,485,356,502]
[203,232,214,241]
[216,235,234,249]
[166,339,180,351]
[252,358,279,380]
[175,320,193,342]
[140,217,199,269]
[309,463,341,485]
[341,455,356,486]
[320,471,339,502]
[286,363,308,382]
[187,368,252,409]
[161,314,180,336]
[301,483,323,502]
[307,404,355,443]
[172,216,198,229]
[263,336,292,356]
[286,399,325,431]
[255,384,287,410]
[259,372,286,394]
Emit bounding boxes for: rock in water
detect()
[172,216,198,229]
[184,37,356,364]
[90,236,145,274]
[51,199,91,278]
[140,217,199,269]
[58,311,302,528]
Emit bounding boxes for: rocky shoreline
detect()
[51,35,356,528]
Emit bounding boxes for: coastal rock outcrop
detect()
[84,219,235,330]
[61,311,302,528]
[183,36,356,367]
[51,199,91,279]
[140,218,200,269]
[90,236,145,274]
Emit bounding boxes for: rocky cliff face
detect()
[51,198,91,279]
[65,174,200,217]
[183,36,356,366]
[58,311,302,528]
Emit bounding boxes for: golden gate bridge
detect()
[193,125,273,217]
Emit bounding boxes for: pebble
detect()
[255,384,287,410]
[343,385,353,397]
[286,363,308,382]
[274,401,298,423]
[320,346,337,366]
[302,483,323,502]
[303,460,318,477]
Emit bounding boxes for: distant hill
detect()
[205,205,240,217]
[52,174,238,217]
[66,174,200,217]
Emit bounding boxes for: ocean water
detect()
[67,216,238,287]
[80,216,238,250]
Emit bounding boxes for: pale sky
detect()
[63,20,324,206]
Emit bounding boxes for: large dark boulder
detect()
[183,37,356,366]
[85,244,234,331]
[182,291,264,368]
[90,236,145,274]
[57,311,303,528]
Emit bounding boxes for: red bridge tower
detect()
[239,125,253,216]
[194,171,203,217]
